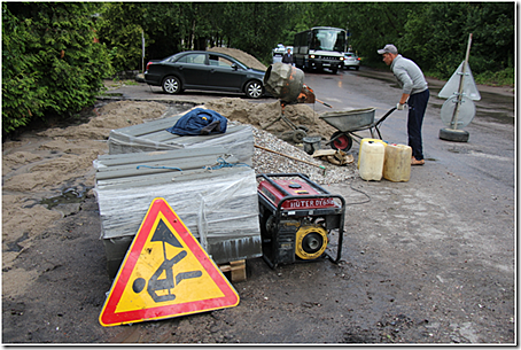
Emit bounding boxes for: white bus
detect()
[293,26,346,74]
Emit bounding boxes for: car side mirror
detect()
[231,63,238,71]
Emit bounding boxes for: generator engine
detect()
[257,173,346,268]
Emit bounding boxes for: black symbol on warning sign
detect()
[132,219,202,302]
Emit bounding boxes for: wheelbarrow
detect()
[319,107,397,152]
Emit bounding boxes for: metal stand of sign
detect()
[438,33,480,142]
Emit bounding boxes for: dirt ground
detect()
[2,47,515,344]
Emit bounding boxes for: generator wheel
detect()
[330,131,353,152]
[295,225,328,260]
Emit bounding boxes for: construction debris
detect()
[312,149,354,166]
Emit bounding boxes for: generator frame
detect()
[257,173,346,269]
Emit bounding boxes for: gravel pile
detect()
[250,125,357,185]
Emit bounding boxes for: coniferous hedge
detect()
[2,2,113,135]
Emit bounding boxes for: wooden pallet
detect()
[219,259,246,282]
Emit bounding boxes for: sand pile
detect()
[205,98,337,140]
[207,47,267,71]
[2,101,169,269]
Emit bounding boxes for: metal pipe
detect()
[450,33,473,130]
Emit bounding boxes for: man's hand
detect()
[396,102,406,110]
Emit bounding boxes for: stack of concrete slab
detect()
[94,108,262,278]
[108,107,254,165]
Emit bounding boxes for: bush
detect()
[474,68,514,87]
[2,3,114,135]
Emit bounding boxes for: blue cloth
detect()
[166,108,227,136]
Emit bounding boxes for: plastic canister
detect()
[358,138,387,169]
[383,144,412,182]
[358,140,385,181]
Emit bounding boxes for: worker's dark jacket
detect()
[282,53,293,64]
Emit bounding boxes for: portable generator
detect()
[256,173,346,268]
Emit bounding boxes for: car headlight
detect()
[309,54,315,59]
[340,57,344,61]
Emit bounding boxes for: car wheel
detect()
[162,76,182,94]
[245,80,263,99]
[355,66,359,71]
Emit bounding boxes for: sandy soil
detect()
[2,102,167,294]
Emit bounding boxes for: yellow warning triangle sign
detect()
[99,198,240,327]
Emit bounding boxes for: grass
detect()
[112,78,139,86]
[473,68,514,87]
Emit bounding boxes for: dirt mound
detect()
[2,101,170,269]
[208,47,267,71]
[204,98,337,140]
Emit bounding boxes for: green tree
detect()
[141,3,183,59]
[97,3,146,72]
[2,2,113,135]
[345,3,412,62]
[219,3,292,63]
[402,2,514,78]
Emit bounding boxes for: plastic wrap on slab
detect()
[95,166,262,265]
[107,107,254,165]
[93,147,241,181]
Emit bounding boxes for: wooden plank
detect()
[219,259,246,282]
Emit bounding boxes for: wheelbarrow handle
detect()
[374,106,397,127]
[316,99,333,108]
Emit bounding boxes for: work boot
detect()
[411,156,425,165]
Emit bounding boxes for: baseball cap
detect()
[377,44,398,55]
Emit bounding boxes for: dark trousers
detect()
[407,89,429,160]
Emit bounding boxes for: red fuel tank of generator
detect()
[258,179,337,210]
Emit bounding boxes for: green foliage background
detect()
[2,2,515,135]
[2,2,113,135]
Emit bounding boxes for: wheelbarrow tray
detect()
[319,108,375,133]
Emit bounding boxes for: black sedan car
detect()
[144,51,266,99]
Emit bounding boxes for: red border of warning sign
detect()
[99,198,239,327]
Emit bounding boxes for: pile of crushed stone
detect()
[251,125,356,185]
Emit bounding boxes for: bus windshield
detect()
[310,28,346,52]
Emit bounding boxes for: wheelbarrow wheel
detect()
[330,132,353,152]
